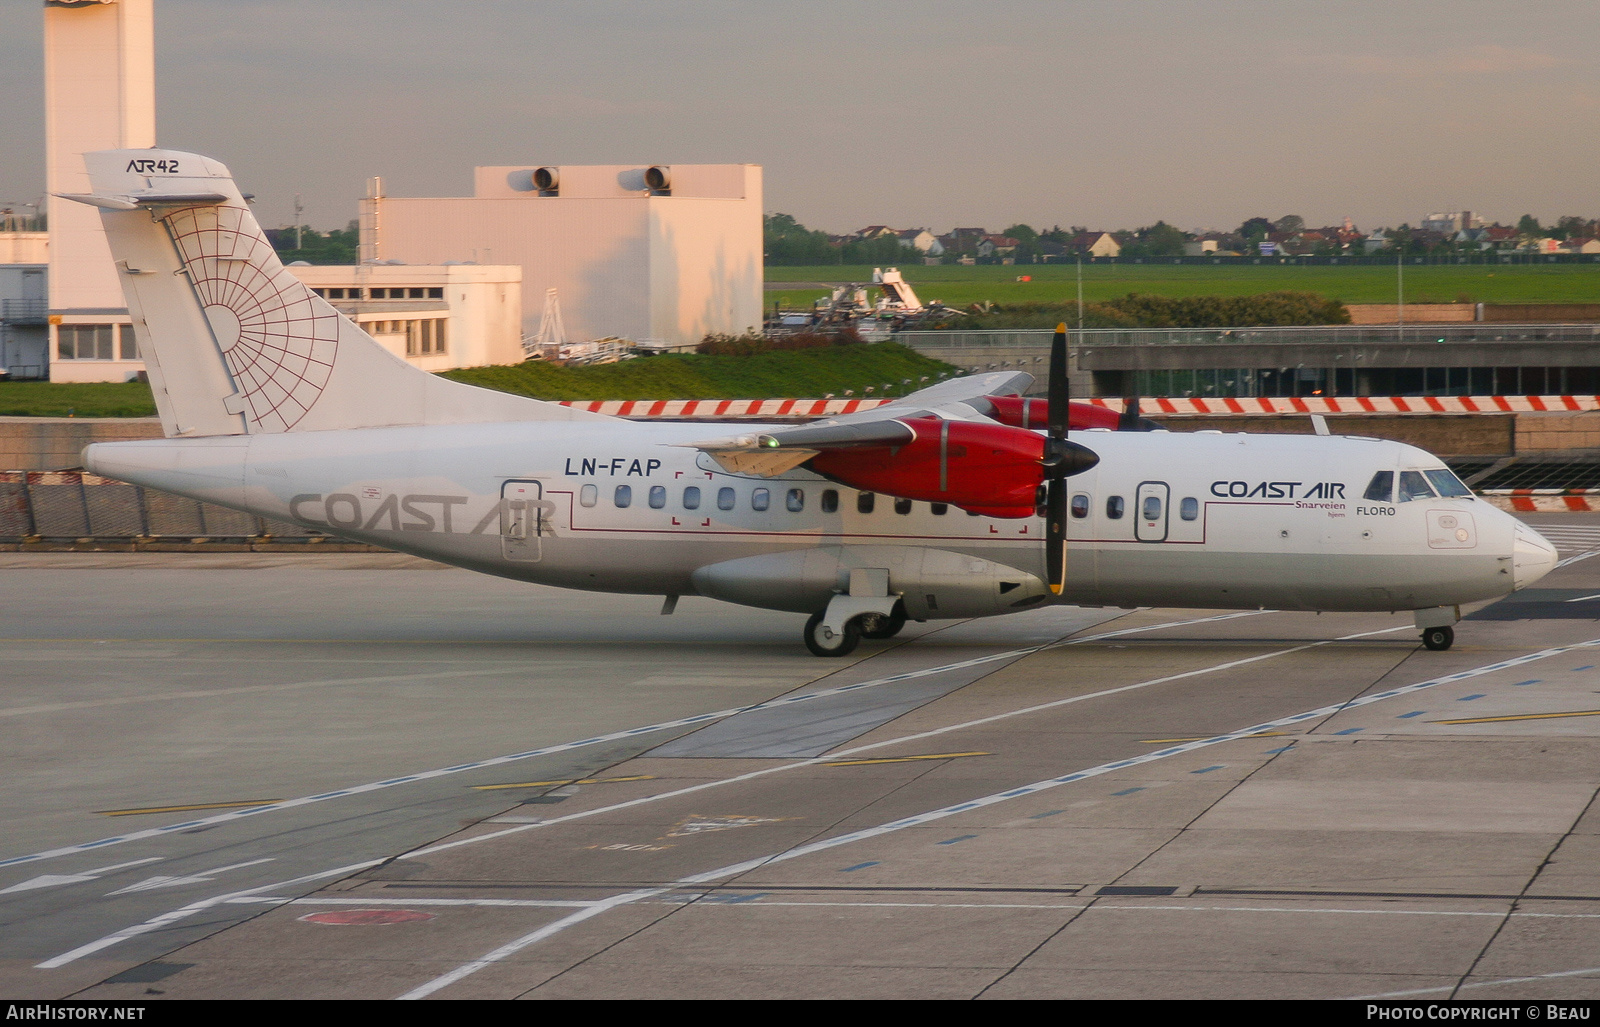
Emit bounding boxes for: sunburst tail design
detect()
[75,148,607,438]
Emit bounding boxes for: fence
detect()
[0,471,338,545]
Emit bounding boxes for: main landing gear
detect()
[803,597,907,657]
[1421,625,1454,651]
[804,610,860,657]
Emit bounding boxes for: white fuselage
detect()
[83,420,1557,622]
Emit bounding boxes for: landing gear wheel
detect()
[804,610,861,657]
[858,601,907,640]
[1421,626,1454,651]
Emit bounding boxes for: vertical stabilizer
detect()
[69,148,605,438]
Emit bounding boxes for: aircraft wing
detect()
[682,370,1033,476]
[816,371,1032,426]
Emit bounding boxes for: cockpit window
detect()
[1397,470,1435,502]
[1424,468,1473,499]
[1363,471,1394,503]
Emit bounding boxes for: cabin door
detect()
[501,479,547,562]
[1135,481,1170,543]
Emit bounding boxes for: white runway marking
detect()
[397,630,1600,999]
[0,611,1266,873]
[30,613,1311,973]
[1356,964,1600,999]
[34,859,386,970]
[405,623,1393,863]
[230,894,1600,920]
[0,858,163,895]
[105,858,276,895]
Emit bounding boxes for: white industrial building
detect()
[366,163,764,350]
[286,264,524,372]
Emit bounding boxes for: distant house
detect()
[1477,226,1516,250]
[1183,238,1219,256]
[977,234,1020,259]
[1564,236,1600,254]
[896,228,941,254]
[1069,231,1121,258]
[855,225,897,240]
[1363,229,1389,254]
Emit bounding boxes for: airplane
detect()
[66,149,1558,657]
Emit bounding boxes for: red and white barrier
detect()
[557,398,892,417]
[1480,489,1600,513]
[1085,396,1600,415]
[557,396,1600,418]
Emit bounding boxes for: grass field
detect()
[763,263,1600,309]
[442,342,956,401]
[0,344,959,416]
[0,382,158,418]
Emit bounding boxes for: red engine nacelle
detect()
[983,395,1125,431]
[809,417,1045,518]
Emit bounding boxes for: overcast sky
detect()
[1,0,1595,235]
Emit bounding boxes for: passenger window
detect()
[1070,494,1089,519]
[895,498,913,515]
[1180,497,1199,521]
[683,486,701,510]
[821,489,839,513]
[1106,496,1125,519]
[1142,495,1162,521]
[648,485,666,509]
[1364,471,1394,503]
[752,488,770,511]
[580,484,597,508]
[717,487,736,511]
[614,484,632,508]
[930,502,948,515]
[857,492,875,514]
[1397,471,1435,503]
[786,488,805,512]
[1424,468,1473,499]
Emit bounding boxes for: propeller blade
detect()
[1047,323,1068,439]
[1046,478,1066,594]
[1118,394,1142,431]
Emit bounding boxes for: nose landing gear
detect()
[1414,605,1460,652]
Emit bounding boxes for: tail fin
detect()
[70,148,605,437]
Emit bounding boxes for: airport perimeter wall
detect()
[0,470,369,551]
[6,405,1597,474]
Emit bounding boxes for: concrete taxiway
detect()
[4,516,1600,999]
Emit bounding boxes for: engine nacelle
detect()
[982,396,1159,432]
[809,417,1049,518]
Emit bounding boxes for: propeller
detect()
[1042,323,1098,595]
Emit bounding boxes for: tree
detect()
[1272,214,1305,235]
[763,213,837,265]
[1517,214,1544,237]
[1553,215,1591,241]
[1001,223,1040,262]
[1121,220,1189,258]
[267,220,359,264]
[1238,217,1274,240]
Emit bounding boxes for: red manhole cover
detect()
[299,909,437,925]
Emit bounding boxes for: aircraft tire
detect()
[859,602,907,640]
[1421,626,1454,651]
[804,610,861,657]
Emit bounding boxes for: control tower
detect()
[44,0,155,382]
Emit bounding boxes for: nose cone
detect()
[1513,522,1558,590]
